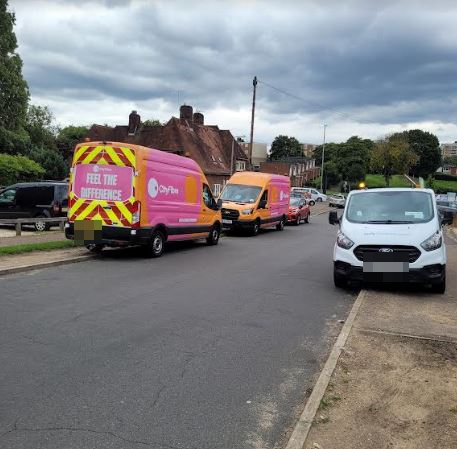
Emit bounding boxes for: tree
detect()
[443,156,457,166]
[26,146,67,180]
[0,153,45,185]
[404,129,441,178]
[142,119,162,127]
[269,135,302,160]
[371,134,418,186]
[56,125,89,161]
[0,0,30,153]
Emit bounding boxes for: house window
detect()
[213,183,222,197]
[236,161,246,171]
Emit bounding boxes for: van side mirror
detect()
[259,199,267,209]
[329,210,340,225]
[216,199,223,210]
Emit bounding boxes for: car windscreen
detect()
[346,191,434,224]
[290,197,302,206]
[220,184,262,203]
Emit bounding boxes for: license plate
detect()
[222,219,232,224]
[363,251,409,282]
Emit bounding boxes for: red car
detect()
[287,196,310,225]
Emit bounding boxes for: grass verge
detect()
[365,174,412,188]
[0,240,76,256]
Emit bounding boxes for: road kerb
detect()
[0,254,95,277]
[284,289,366,449]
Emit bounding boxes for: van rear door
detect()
[68,144,137,227]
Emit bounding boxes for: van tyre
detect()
[308,200,315,206]
[431,275,446,294]
[334,270,347,288]
[34,215,50,232]
[276,217,285,231]
[145,230,165,258]
[206,224,220,246]
[317,197,322,202]
[251,220,260,236]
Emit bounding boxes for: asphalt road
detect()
[0,212,355,449]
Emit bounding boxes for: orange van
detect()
[219,172,290,235]
[65,141,222,257]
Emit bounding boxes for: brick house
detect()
[259,157,320,187]
[84,106,250,196]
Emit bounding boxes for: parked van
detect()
[291,187,327,205]
[65,141,222,257]
[329,188,446,293]
[219,172,290,235]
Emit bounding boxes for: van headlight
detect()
[337,231,354,249]
[420,231,442,251]
[241,208,254,215]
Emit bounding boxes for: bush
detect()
[0,153,45,186]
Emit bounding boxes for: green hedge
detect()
[434,172,457,181]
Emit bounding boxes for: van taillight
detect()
[132,201,140,228]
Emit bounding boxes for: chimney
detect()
[128,110,141,135]
[179,105,193,123]
[193,112,204,125]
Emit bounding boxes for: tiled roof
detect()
[86,115,249,176]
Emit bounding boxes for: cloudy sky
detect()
[10,0,457,145]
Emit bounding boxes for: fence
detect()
[0,217,67,236]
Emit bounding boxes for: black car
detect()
[0,182,68,231]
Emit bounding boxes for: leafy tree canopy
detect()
[402,129,441,178]
[0,152,45,186]
[0,0,30,152]
[56,125,89,160]
[269,135,302,160]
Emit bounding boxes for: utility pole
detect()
[249,76,258,167]
[320,123,327,192]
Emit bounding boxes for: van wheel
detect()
[431,276,446,294]
[86,244,104,253]
[34,215,50,232]
[145,230,165,258]
[206,224,220,246]
[276,218,285,231]
[316,197,322,202]
[251,220,260,236]
[308,200,315,206]
[334,270,347,288]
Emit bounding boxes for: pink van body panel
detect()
[142,149,208,239]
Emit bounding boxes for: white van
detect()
[329,188,446,293]
[291,187,327,205]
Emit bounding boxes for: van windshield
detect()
[346,191,434,224]
[220,184,262,203]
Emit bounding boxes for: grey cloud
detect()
[10,0,457,129]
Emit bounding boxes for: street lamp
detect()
[320,124,327,192]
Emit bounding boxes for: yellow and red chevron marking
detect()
[68,145,137,227]
[72,145,136,168]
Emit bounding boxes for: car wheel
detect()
[144,230,165,258]
[206,224,221,246]
[86,244,104,253]
[334,270,347,288]
[251,220,260,236]
[431,276,446,294]
[308,200,315,206]
[34,215,50,232]
[316,197,322,202]
[276,218,285,231]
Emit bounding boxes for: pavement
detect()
[304,231,457,449]
[0,212,354,449]
[0,230,67,247]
